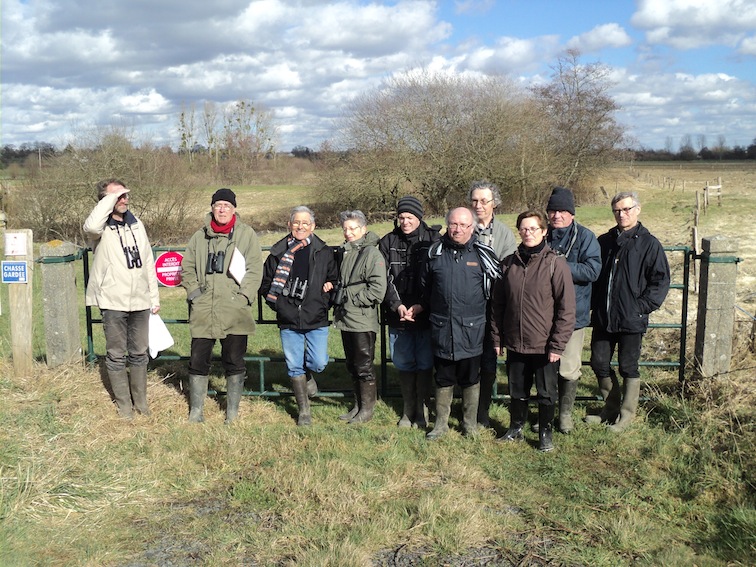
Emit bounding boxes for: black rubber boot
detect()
[477,370,497,428]
[339,379,360,421]
[397,371,416,428]
[188,374,209,423]
[349,380,377,424]
[498,398,528,442]
[538,403,555,452]
[129,365,151,416]
[426,386,454,440]
[291,374,312,426]
[108,368,133,419]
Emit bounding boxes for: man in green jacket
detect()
[181,188,263,424]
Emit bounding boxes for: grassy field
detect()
[0,162,754,565]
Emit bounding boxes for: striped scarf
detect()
[266,236,311,303]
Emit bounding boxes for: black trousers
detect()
[433,355,481,388]
[341,331,377,382]
[189,335,248,376]
[506,350,558,405]
[590,328,643,380]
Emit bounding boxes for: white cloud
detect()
[631,0,756,49]
[567,23,632,53]
[739,35,756,55]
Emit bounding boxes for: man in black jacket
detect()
[588,192,670,432]
[420,207,501,440]
[260,206,338,426]
[380,196,440,429]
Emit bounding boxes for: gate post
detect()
[694,236,739,378]
[40,240,82,367]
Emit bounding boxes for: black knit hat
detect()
[211,188,236,207]
[546,187,575,215]
[397,195,424,220]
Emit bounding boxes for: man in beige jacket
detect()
[84,179,160,419]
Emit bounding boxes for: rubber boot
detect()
[291,374,312,426]
[538,403,555,452]
[608,378,641,433]
[414,369,432,429]
[584,373,621,425]
[224,373,245,424]
[426,386,454,440]
[477,370,497,428]
[349,380,377,424]
[188,374,209,423]
[557,377,578,434]
[498,398,528,442]
[462,383,480,437]
[129,365,151,416]
[305,369,319,398]
[108,368,133,419]
[397,371,416,428]
[339,379,360,421]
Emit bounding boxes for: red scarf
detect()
[211,214,236,234]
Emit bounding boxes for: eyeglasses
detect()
[213,203,233,211]
[612,205,637,215]
[470,198,493,206]
[518,226,542,234]
[117,193,129,201]
[291,221,312,228]
[447,223,472,230]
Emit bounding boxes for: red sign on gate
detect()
[155,251,183,287]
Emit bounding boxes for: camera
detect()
[332,282,347,306]
[205,250,225,274]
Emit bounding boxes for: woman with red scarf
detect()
[181,188,262,424]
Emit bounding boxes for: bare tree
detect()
[529,49,627,195]
[177,103,197,162]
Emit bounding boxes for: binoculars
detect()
[206,250,225,274]
[123,246,142,269]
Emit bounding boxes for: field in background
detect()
[0,161,754,566]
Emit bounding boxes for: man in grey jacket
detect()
[468,180,517,428]
[84,178,160,419]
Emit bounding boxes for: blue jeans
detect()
[280,327,330,377]
[101,309,150,371]
[388,327,433,372]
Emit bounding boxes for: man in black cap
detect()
[181,188,262,424]
[544,187,601,433]
[379,196,440,428]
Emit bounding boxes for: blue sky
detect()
[2,0,755,153]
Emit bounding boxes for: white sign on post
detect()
[5,232,28,256]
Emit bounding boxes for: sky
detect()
[2,0,756,153]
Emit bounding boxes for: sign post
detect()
[4,230,34,377]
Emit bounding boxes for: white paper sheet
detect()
[148,313,174,358]
[228,247,246,285]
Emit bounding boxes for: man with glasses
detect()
[587,191,670,432]
[468,181,517,429]
[260,206,338,426]
[544,187,601,434]
[181,188,262,424]
[420,207,501,440]
[379,196,440,429]
[84,178,160,419]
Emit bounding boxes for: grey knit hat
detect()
[397,195,424,220]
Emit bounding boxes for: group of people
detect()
[85,179,670,452]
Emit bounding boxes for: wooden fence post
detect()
[3,230,34,377]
